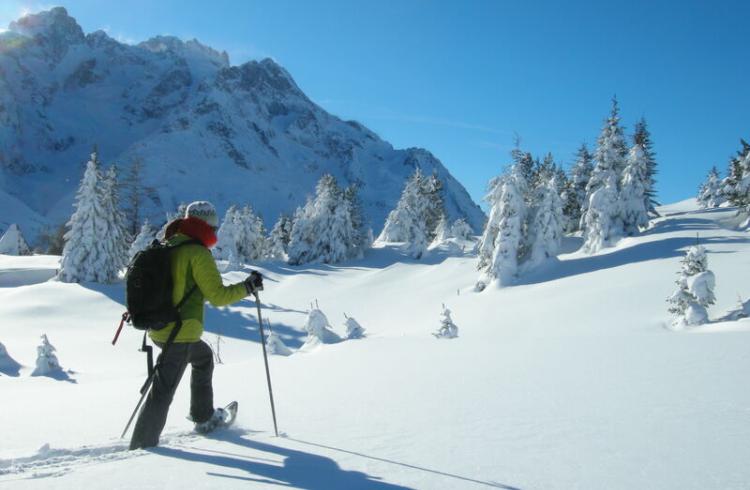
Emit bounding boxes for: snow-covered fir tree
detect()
[477,164,527,288]
[580,99,628,249]
[0,224,31,255]
[59,152,127,283]
[343,314,366,339]
[377,168,443,259]
[215,206,242,268]
[697,167,725,209]
[450,218,473,240]
[727,150,750,213]
[433,304,459,339]
[301,307,342,348]
[431,214,450,245]
[633,118,659,216]
[528,177,564,266]
[31,334,62,376]
[620,143,650,235]
[288,174,364,265]
[721,139,750,208]
[667,245,716,328]
[582,173,621,253]
[237,205,268,262]
[268,214,293,260]
[566,144,594,232]
[128,219,157,262]
[101,165,131,270]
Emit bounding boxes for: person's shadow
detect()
[151,430,412,489]
[151,430,522,489]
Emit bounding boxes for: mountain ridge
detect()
[0,7,485,243]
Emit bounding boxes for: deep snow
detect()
[1,200,750,489]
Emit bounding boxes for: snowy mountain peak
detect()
[8,7,84,46]
[138,35,230,68]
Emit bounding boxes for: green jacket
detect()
[149,233,247,344]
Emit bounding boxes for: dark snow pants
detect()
[129,340,214,450]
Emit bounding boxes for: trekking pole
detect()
[253,292,279,437]
[120,371,155,438]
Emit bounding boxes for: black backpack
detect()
[125,239,200,331]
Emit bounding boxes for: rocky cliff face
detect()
[0,7,484,240]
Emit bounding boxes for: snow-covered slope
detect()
[2,200,750,489]
[0,7,484,243]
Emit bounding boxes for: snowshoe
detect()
[193,401,238,434]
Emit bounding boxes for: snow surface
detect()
[2,201,750,489]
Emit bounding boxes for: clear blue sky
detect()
[2,0,749,206]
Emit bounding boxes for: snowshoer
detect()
[129,201,264,450]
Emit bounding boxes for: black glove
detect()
[244,270,264,295]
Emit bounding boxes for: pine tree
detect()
[0,224,31,255]
[101,165,130,271]
[59,151,125,283]
[288,174,362,264]
[728,150,750,212]
[377,168,432,259]
[128,219,156,262]
[302,307,342,348]
[343,184,369,258]
[268,214,293,260]
[31,334,62,376]
[633,118,659,216]
[433,304,459,339]
[667,245,716,328]
[580,99,628,248]
[582,173,621,253]
[528,176,564,265]
[450,218,473,240]
[721,139,750,206]
[236,205,267,262]
[215,206,242,268]
[620,143,650,235]
[697,167,725,209]
[476,164,527,288]
[567,144,594,232]
[423,173,445,242]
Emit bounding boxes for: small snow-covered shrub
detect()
[667,245,716,329]
[302,308,342,347]
[31,334,63,376]
[266,329,293,356]
[344,315,366,339]
[434,304,459,339]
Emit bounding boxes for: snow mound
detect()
[301,309,342,348]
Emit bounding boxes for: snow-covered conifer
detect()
[343,314,366,339]
[620,143,650,235]
[582,173,621,253]
[450,218,473,240]
[302,307,342,347]
[31,334,62,376]
[288,174,362,265]
[378,168,442,259]
[0,224,31,255]
[476,165,527,288]
[667,245,716,328]
[268,214,293,260]
[59,152,125,283]
[237,205,267,262]
[633,118,659,216]
[697,167,725,209]
[431,214,450,245]
[433,304,459,339]
[128,219,156,262]
[215,206,242,267]
[101,165,131,270]
[343,185,370,258]
[566,144,594,232]
[528,177,564,266]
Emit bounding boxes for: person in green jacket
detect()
[130,201,263,450]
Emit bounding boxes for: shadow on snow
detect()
[151,430,521,490]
